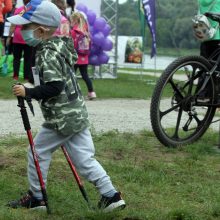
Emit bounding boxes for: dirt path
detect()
[0,99,150,136]
[0,99,219,137]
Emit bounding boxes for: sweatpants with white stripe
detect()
[27,127,116,199]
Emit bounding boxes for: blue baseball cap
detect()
[7,0,61,27]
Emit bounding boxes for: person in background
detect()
[52,0,70,37]
[70,12,97,100]
[7,0,34,81]
[2,0,16,55]
[0,0,12,54]
[54,0,96,100]
[65,0,75,20]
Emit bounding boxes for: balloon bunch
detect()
[76,3,113,66]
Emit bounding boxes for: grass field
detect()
[1,130,220,220]
[0,72,158,100]
[2,69,220,219]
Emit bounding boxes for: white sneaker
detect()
[88,92,97,100]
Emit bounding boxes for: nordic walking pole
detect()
[16,95,51,214]
[61,145,92,208]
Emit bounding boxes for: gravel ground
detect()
[0,99,219,137]
[0,99,150,137]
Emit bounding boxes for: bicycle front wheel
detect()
[150,56,216,147]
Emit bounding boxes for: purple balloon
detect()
[89,26,97,36]
[87,10,96,25]
[89,55,99,65]
[102,38,113,51]
[90,44,102,55]
[92,32,105,46]
[93,17,107,31]
[76,3,88,14]
[102,24,111,37]
[98,52,109,64]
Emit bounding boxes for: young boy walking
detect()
[7,0,125,213]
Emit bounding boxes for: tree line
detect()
[102,0,200,50]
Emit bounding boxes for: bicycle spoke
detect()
[192,114,202,127]
[160,102,182,119]
[180,70,201,92]
[173,108,183,139]
[169,79,184,99]
[187,67,196,95]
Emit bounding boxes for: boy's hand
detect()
[12,85,26,97]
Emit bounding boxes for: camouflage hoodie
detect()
[35,36,90,136]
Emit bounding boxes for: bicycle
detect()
[150,12,220,147]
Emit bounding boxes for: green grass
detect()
[1,130,220,219]
[0,73,158,100]
[1,66,220,219]
[155,47,199,57]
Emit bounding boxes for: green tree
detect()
[101,0,200,49]
[118,18,141,36]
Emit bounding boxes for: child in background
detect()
[70,12,97,100]
[7,0,125,212]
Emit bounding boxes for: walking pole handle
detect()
[17,96,31,131]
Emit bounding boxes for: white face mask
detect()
[21,28,42,47]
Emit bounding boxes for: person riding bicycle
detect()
[197,0,220,101]
[198,0,220,59]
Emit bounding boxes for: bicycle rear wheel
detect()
[150,56,216,147]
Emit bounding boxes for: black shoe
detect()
[196,90,211,103]
[7,190,46,210]
[197,97,211,103]
[98,192,126,212]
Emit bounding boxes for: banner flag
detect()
[138,0,146,43]
[141,0,156,58]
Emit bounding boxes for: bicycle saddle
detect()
[205,12,220,23]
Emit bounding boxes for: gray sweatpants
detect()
[28,127,116,199]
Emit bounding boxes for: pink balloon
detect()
[76,3,88,14]
[93,17,107,31]
[102,38,113,51]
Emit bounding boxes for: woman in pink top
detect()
[52,0,70,37]
[70,12,96,100]
[7,0,34,81]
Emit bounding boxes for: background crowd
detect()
[0,0,96,100]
